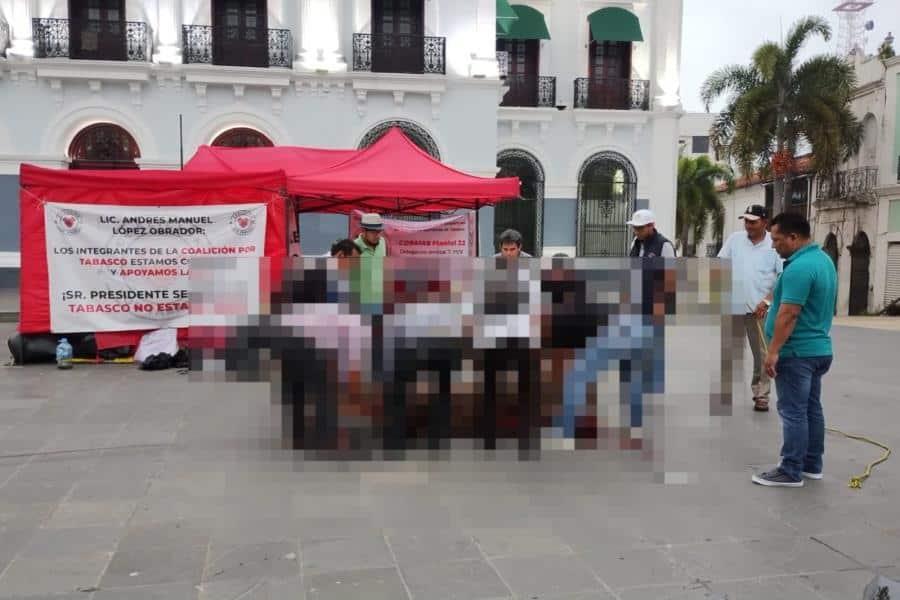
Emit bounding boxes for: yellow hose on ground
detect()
[754,317,891,489]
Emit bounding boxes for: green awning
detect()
[496,0,518,34]
[588,7,643,42]
[497,5,551,40]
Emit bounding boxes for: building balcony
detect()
[816,167,879,204]
[500,74,556,108]
[32,18,151,61]
[352,33,445,75]
[573,77,650,111]
[182,25,292,68]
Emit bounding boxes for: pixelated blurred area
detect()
[188,257,732,460]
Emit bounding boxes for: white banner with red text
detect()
[44,202,267,333]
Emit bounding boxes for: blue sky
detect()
[681,0,898,112]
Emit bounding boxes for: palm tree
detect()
[676,155,734,257]
[700,16,863,215]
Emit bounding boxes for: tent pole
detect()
[179,114,184,170]
[475,201,480,257]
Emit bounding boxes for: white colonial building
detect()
[0,0,684,285]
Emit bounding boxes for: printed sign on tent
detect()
[44,202,267,333]
[349,210,476,257]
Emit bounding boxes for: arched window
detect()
[358,120,440,160]
[68,123,140,170]
[495,149,545,256]
[824,232,840,316]
[212,127,274,147]
[849,231,871,316]
[577,152,636,256]
[823,233,839,267]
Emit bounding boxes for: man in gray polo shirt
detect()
[718,204,783,411]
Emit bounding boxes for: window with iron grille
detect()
[495,150,544,256]
[68,123,140,169]
[577,152,636,257]
[358,120,440,160]
[212,127,273,147]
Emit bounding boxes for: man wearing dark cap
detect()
[718,205,783,412]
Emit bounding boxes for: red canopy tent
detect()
[184,145,358,177]
[287,127,520,214]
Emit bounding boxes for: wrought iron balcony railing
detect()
[573,77,650,110]
[1,19,10,58]
[32,18,69,58]
[32,18,151,61]
[352,33,446,75]
[816,167,879,203]
[182,25,212,64]
[496,50,509,78]
[182,25,292,67]
[267,28,292,68]
[500,74,556,108]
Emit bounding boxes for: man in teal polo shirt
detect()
[752,212,837,487]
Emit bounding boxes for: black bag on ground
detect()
[6,332,98,365]
[140,353,174,371]
[7,333,58,365]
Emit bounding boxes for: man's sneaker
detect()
[752,468,804,487]
[779,460,823,480]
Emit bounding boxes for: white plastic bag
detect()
[135,328,178,364]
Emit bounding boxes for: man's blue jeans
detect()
[775,355,833,481]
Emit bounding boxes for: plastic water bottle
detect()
[56,338,73,370]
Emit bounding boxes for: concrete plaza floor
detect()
[0,320,898,600]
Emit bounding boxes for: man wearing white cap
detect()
[354,213,387,257]
[626,209,676,258]
[717,204,783,412]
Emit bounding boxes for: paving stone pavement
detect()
[0,322,898,600]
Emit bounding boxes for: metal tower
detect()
[833,1,875,57]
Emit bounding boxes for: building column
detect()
[8,0,36,58]
[650,111,680,242]
[651,0,682,110]
[298,0,346,72]
[153,0,183,64]
[647,0,682,244]
[469,0,500,78]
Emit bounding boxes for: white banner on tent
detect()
[44,202,267,333]
[350,210,476,257]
